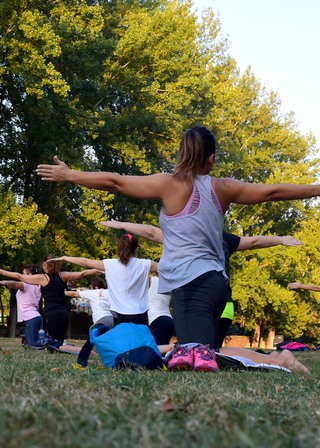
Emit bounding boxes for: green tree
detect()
[229,212,320,345]
[0,190,48,336]
[0,191,48,266]
[199,11,320,344]
[0,0,211,250]
[1,0,319,342]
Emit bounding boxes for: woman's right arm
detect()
[150,261,158,275]
[62,269,104,283]
[237,235,303,251]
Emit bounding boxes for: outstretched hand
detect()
[100,219,122,230]
[36,156,70,182]
[282,236,303,247]
[46,257,65,263]
[288,280,301,290]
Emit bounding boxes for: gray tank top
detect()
[158,175,226,294]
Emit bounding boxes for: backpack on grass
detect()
[276,341,312,351]
[89,322,164,370]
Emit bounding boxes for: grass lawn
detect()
[1,337,320,448]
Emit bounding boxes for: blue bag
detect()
[90,322,163,370]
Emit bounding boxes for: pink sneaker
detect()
[168,345,193,370]
[193,345,219,372]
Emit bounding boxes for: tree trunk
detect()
[264,329,275,349]
[7,289,17,338]
[0,293,5,326]
[251,322,261,348]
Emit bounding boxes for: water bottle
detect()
[38,329,47,346]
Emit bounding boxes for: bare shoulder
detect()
[212,176,275,206]
[212,176,242,190]
[152,173,179,197]
[120,172,174,199]
[151,172,174,186]
[213,176,252,197]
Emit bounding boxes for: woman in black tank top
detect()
[40,255,103,349]
[0,255,101,350]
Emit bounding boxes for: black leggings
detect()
[215,318,233,349]
[172,270,227,348]
[45,309,69,343]
[149,316,175,345]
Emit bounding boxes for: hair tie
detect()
[125,233,133,240]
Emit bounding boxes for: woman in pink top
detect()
[0,266,45,348]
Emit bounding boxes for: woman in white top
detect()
[48,234,158,326]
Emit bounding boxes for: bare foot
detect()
[278,349,310,373]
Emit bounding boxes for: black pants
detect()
[45,309,69,345]
[172,270,227,349]
[149,316,175,345]
[215,318,232,349]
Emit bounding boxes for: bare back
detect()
[158,174,195,216]
[158,175,226,217]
